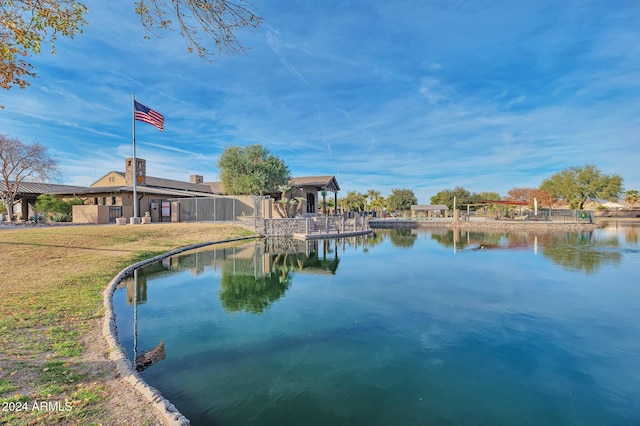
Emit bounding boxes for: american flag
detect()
[134,100,164,131]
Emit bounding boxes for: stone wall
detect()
[262,218,308,236]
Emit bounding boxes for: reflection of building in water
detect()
[167,239,343,278]
[263,238,340,275]
[119,275,148,305]
[123,238,350,310]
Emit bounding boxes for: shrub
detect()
[36,195,83,220]
[51,213,70,222]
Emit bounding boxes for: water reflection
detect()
[426,228,623,274]
[541,232,622,274]
[121,239,345,315]
[597,219,640,244]
[113,226,640,424]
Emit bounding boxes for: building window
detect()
[94,197,98,205]
[111,197,116,205]
[102,197,107,206]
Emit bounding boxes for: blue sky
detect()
[1,0,638,203]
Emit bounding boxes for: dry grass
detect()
[0,222,254,425]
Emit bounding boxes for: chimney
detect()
[125,158,146,186]
[190,174,204,184]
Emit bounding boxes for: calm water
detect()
[113,221,640,426]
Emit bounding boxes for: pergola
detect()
[289,176,340,215]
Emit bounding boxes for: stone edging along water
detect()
[102,236,258,426]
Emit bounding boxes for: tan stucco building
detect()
[15,158,341,224]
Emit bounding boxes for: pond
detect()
[113,221,640,426]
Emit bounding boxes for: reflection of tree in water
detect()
[218,240,340,314]
[388,229,418,248]
[430,230,503,250]
[625,228,639,244]
[366,230,385,248]
[270,249,340,275]
[541,232,621,274]
[219,268,291,314]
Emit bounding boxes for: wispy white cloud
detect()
[0,0,637,201]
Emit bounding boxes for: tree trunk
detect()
[2,197,14,222]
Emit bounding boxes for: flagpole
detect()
[132,92,139,222]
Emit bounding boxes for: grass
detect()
[0,222,253,425]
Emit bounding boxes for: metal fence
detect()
[468,209,594,223]
[168,196,255,222]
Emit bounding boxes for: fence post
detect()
[341,218,345,233]
[306,218,310,234]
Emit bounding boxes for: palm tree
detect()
[366,189,383,214]
[320,190,327,216]
[273,184,305,218]
[624,189,639,209]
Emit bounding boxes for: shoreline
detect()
[369,218,602,231]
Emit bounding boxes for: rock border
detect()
[102,236,257,426]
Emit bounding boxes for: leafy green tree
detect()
[370,191,386,213]
[36,194,66,215]
[430,186,470,210]
[35,194,83,220]
[467,191,502,212]
[1,0,261,92]
[342,190,365,212]
[541,164,623,210]
[470,191,501,201]
[364,189,386,214]
[386,188,417,212]
[218,144,290,195]
[624,189,639,209]
[364,189,380,210]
